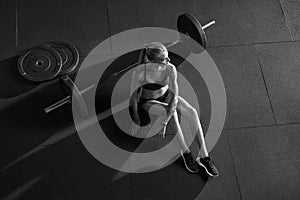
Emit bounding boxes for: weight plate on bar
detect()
[17,46,62,82]
[177,13,207,49]
[44,41,79,75]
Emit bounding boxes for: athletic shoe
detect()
[181,151,199,173]
[196,156,219,177]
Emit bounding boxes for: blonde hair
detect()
[144,42,168,63]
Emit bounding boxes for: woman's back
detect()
[134,62,170,89]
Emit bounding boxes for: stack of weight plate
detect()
[17,41,79,82]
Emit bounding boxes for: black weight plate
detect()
[17,46,62,82]
[177,13,207,49]
[44,41,79,75]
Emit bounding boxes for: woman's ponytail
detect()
[137,47,147,64]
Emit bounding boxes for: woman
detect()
[129,42,219,177]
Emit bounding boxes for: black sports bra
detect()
[141,63,168,90]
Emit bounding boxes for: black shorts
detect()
[129,89,172,127]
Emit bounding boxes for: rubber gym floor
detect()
[0,0,299,200]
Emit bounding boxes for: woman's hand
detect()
[129,123,140,136]
[159,123,167,138]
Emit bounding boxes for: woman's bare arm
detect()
[163,64,179,124]
[130,69,141,124]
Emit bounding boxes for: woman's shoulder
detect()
[134,64,144,72]
[166,63,177,75]
[132,64,145,79]
[167,63,176,69]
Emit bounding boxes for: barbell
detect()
[42,13,215,117]
[167,13,215,50]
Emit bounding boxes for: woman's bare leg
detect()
[172,110,191,153]
[177,96,219,177]
[141,99,205,174]
[177,96,209,158]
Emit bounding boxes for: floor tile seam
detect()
[207,40,300,49]
[15,0,19,47]
[278,0,294,41]
[105,0,113,54]
[227,133,244,200]
[128,172,135,200]
[224,122,300,131]
[253,46,278,125]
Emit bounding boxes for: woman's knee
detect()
[142,102,168,116]
[177,96,200,118]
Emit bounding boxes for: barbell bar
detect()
[44,83,95,114]
[202,20,216,29]
[43,13,216,117]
